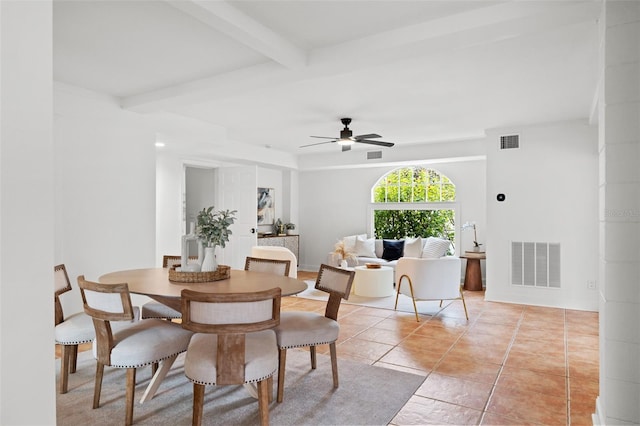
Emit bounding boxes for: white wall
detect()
[298,154,487,272]
[54,84,157,313]
[485,120,599,310]
[1,1,56,423]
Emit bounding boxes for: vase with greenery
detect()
[285,223,296,235]
[196,206,237,272]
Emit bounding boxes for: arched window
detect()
[373,167,456,203]
[371,167,457,246]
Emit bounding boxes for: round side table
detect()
[352,265,395,297]
[460,252,486,291]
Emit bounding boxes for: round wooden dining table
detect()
[99,267,308,312]
[98,267,308,404]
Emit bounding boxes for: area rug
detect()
[297,280,451,316]
[57,349,424,425]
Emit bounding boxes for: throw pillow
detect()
[421,237,451,258]
[342,234,366,254]
[403,236,423,258]
[382,240,405,261]
[355,235,377,258]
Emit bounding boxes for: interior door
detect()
[217,165,258,269]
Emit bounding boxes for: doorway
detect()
[185,166,215,253]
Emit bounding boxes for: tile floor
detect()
[286,271,599,425]
[60,271,599,425]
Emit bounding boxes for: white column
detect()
[596,1,640,424]
[0,0,56,424]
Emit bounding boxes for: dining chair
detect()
[395,256,468,322]
[78,276,193,426]
[250,246,298,278]
[181,287,281,426]
[54,264,96,394]
[273,264,355,403]
[141,255,195,320]
[244,256,291,277]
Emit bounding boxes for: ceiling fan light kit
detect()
[301,117,395,152]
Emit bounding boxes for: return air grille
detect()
[511,241,561,288]
[500,134,520,150]
[367,151,382,160]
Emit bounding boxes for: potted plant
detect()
[285,223,296,235]
[196,206,237,271]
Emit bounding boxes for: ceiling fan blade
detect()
[342,144,352,152]
[356,139,395,147]
[309,136,338,139]
[300,140,336,148]
[354,133,381,140]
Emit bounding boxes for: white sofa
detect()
[328,234,454,274]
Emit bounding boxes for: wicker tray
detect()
[168,265,231,283]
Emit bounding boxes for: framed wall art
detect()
[257,187,274,225]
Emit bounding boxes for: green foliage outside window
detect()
[373,166,455,203]
[372,167,456,249]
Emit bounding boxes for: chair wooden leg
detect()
[93,362,105,409]
[70,344,78,373]
[277,348,287,403]
[59,344,71,394]
[257,378,270,426]
[310,346,317,369]
[329,342,339,388]
[151,362,158,376]
[267,375,274,403]
[125,368,136,426]
[459,289,469,320]
[406,278,420,322]
[192,383,205,426]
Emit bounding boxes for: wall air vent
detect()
[367,151,383,160]
[500,134,520,150]
[511,241,561,288]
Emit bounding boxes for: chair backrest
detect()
[250,246,298,278]
[314,264,355,321]
[244,256,291,277]
[78,276,136,364]
[181,287,281,384]
[396,257,462,300]
[54,264,73,325]
[162,255,197,268]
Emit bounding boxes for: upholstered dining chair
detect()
[78,276,193,426]
[141,255,195,320]
[244,256,291,277]
[394,256,468,322]
[273,263,355,403]
[181,287,281,426]
[250,246,298,278]
[54,264,95,394]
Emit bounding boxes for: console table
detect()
[257,234,299,265]
[461,252,486,291]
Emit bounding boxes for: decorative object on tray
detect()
[196,206,237,272]
[168,264,231,283]
[333,239,358,268]
[462,221,483,252]
[365,263,381,269]
[181,222,203,272]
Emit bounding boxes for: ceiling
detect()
[53,0,600,157]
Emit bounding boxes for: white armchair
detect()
[250,246,298,278]
[394,257,468,322]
